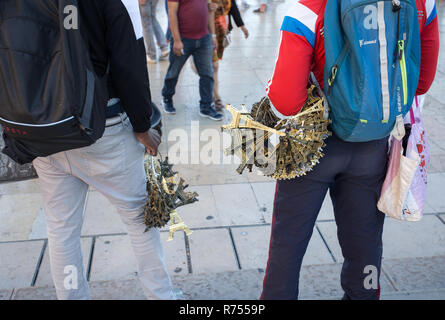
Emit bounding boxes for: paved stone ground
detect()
[0,0,444,300]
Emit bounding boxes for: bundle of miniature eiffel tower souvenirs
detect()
[222,85,332,180]
[143,85,331,238]
[143,155,197,240]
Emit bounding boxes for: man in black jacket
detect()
[30,0,175,299]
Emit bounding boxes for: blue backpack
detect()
[323,0,421,142]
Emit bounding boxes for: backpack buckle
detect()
[392,0,401,12]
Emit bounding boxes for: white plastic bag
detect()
[377,96,429,221]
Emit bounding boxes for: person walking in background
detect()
[212,0,249,111]
[139,0,170,63]
[165,0,173,43]
[229,0,249,34]
[162,0,223,121]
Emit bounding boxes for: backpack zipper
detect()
[327,43,349,96]
[398,39,408,106]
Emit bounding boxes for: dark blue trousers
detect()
[261,133,388,300]
[162,35,214,110]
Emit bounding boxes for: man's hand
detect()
[212,35,218,51]
[134,129,161,156]
[138,0,147,5]
[173,39,184,56]
[208,2,218,11]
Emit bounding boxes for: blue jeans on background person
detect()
[165,0,172,42]
[162,35,214,111]
[140,0,168,59]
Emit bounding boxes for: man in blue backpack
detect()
[262,0,439,299]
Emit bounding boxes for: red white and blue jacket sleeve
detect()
[266,3,317,117]
[416,0,440,95]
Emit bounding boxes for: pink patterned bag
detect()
[378,96,430,221]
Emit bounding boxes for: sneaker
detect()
[147,55,157,64]
[200,107,223,121]
[160,47,170,59]
[162,97,176,114]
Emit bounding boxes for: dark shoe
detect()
[253,4,267,13]
[214,98,224,112]
[162,97,176,114]
[200,107,223,121]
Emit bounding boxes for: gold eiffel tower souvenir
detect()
[167,210,193,241]
[222,85,332,180]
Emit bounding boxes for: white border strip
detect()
[0,116,74,127]
[377,1,390,122]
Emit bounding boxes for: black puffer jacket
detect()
[79,0,153,133]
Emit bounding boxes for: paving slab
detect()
[89,235,138,282]
[13,279,146,300]
[382,216,445,259]
[250,182,335,224]
[382,256,445,292]
[35,237,93,287]
[231,225,270,270]
[29,208,47,240]
[299,262,396,299]
[12,286,57,300]
[245,171,275,184]
[160,231,188,275]
[81,190,126,236]
[90,279,146,300]
[425,173,445,213]
[0,193,42,242]
[212,183,266,225]
[188,228,238,274]
[90,232,189,282]
[317,215,445,262]
[176,185,222,228]
[380,289,445,300]
[250,182,275,224]
[12,270,263,300]
[10,255,445,300]
[173,269,264,300]
[0,179,40,195]
[318,193,335,221]
[172,164,249,186]
[232,225,335,270]
[0,240,44,289]
[0,289,12,300]
[429,154,445,174]
[440,214,445,224]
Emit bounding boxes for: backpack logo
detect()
[359,39,377,47]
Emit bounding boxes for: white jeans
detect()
[33,117,173,300]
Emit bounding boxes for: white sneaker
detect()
[147,55,157,64]
[160,48,170,59]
